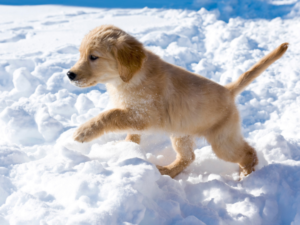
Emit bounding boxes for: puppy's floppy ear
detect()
[112,36,146,82]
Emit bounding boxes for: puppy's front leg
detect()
[125,134,141,144]
[73,109,148,143]
[157,135,195,178]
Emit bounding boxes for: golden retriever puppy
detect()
[68,25,288,178]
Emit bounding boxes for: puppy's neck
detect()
[106,67,147,90]
[105,66,148,109]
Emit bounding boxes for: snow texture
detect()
[2,0,300,21]
[0,3,300,225]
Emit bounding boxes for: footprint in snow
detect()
[0,21,13,25]
[57,45,79,54]
[0,33,26,43]
[20,51,43,57]
[64,11,88,17]
[10,26,34,31]
[41,20,69,26]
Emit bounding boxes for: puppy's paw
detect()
[73,123,98,143]
[239,165,255,180]
[156,165,173,177]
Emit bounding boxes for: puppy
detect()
[68,25,288,178]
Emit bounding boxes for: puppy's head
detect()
[68,25,146,87]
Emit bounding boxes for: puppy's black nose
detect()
[67,71,77,80]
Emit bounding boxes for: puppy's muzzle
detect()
[67,71,77,80]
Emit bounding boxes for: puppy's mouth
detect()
[71,79,85,87]
[71,79,97,88]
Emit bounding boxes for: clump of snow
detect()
[0,4,300,225]
[75,94,95,114]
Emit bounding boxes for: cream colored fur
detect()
[69,25,288,178]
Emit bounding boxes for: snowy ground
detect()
[0,4,300,225]
[2,0,299,21]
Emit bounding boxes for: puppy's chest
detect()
[108,87,158,109]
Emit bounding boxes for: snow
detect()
[2,0,299,21]
[0,3,300,225]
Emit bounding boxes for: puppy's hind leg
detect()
[125,134,141,144]
[157,135,195,178]
[205,116,258,179]
[238,142,258,178]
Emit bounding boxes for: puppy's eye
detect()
[89,55,99,61]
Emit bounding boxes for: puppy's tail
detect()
[225,43,288,97]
